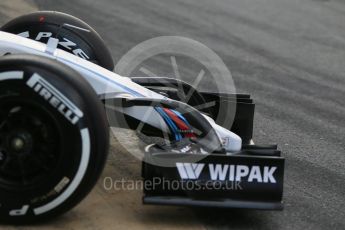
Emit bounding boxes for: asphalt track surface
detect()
[0,0,345,229]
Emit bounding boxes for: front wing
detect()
[142,147,285,210]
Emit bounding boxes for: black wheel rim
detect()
[0,98,62,189]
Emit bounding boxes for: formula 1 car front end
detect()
[141,92,285,210]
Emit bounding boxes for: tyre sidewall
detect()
[0,54,108,223]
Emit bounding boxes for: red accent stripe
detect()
[163,108,195,138]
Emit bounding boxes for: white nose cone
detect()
[214,124,242,152]
[202,114,242,152]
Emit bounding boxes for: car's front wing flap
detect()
[142,152,285,210]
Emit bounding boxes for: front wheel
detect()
[0,54,109,223]
[1,11,114,70]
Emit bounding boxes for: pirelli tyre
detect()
[0,54,109,223]
[1,11,114,70]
